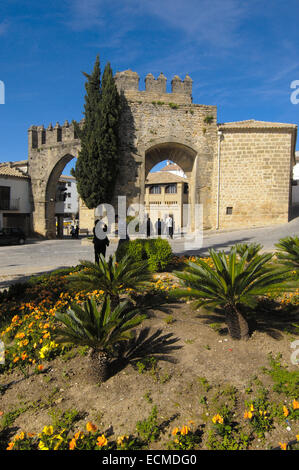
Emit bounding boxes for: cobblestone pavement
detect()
[0,214,299,289]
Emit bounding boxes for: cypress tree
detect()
[72,56,120,209]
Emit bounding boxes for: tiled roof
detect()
[218,119,297,130]
[160,161,182,172]
[146,171,188,184]
[0,162,29,179]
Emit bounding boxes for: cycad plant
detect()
[173,247,293,340]
[54,296,146,382]
[275,236,299,273]
[69,254,151,308]
[235,242,262,262]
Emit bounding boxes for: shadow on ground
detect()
[174,236,252,257]
[108,327,182,378]
[196,300,299,340]
[0,266,72,290]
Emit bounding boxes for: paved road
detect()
[0,214,299,289]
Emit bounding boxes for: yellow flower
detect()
[86,421,97,433]
[117,435,129,446]
[212,414,224,424]
[296,434,299,442]
[279,442,287,450]
[42,425,54,436]
[283,406,289,417]
[97,434,108,447]
[38,440,49,450]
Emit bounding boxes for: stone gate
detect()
[27,69,297,238]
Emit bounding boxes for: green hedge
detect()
[115,238,173,272]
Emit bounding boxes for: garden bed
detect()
[0,268,299,450]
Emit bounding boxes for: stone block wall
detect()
[215,125,296,229]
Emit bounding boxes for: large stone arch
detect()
[28,69,218,237]
[141,138,198,231]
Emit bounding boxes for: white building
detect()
[159,160,187,179]
[0,161,31,234]
[292,151,299,206]
[55,175,79,217]
[55,175,79,237]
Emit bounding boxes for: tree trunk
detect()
[224,304,249,340]
[88,349,109,383]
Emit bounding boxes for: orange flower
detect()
[6,441,14,450]
[69,438,76,450]
[171,427,179,436]
[180,425,190,436]
[86,422,97,433]
[21,352,28,361]
[292,399,299,410]
[37,365,44,371]
[279,442,287,450]
[97,435,108,447]
[283,406,289,417]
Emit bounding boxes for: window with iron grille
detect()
[165,184,177,194]
[149,185,161,194]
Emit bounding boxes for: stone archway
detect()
[27,123,81,238]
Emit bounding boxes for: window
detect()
[149,185,161,194]
[184,183,189,194]
[165,184,177,194]
[67,193,71,198]
[67,182,71,187]
[226,207,233,215]
[0,186,10,210]
[67,204,71,209]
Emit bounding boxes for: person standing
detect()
[146,217,152,238]
[155,218,162,236]
[165,215,174,239]
[93,220,110,263]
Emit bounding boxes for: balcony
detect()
[0,198,20,211]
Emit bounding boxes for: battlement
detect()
[28,119,84,150]
[114,70,193,104]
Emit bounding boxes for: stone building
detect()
[26,70,297,238]
[145,168,189,232]
[0,161,31,234]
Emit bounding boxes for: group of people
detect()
[92,215,174,264]
[146,215,174,239]
[70,224,79,239]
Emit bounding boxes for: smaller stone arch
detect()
[45,154,76,238]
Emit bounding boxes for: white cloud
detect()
[66,0,249,49]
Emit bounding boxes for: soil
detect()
[0,301,298,450]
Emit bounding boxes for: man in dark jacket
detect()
[93,220,110,264]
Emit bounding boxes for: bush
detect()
[115,239,146,262]
[116,238,173,272]
[144,238,173,272]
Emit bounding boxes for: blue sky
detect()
[1,0,299,175]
